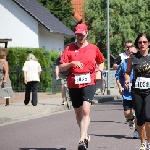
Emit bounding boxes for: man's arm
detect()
[115,64,124,94]
[59,61,84,72]
[55,65,60,80]
[97,62,104,71]
[116,78,124,95]
[96,62,104,80]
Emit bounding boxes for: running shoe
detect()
[62,101,66,105]
[129,120,135,129]
[85,134,90,142]
[126,118,130,122]
[132,130,139,139]
[78,141,87,150]
[85,134,90,148]
[147,143,150,150]
[139,143,146,150]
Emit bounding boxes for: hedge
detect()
[6,48,59,92]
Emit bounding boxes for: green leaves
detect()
[38,0,73,30]
[84,0,150,57]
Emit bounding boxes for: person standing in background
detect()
[22,53,42,106]
[0,48,14,106]
[55,52,69,105]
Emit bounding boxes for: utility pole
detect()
[106,0,110,95]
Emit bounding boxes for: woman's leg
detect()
[131,92,146,143]
[5,98,9,106]
[31,81,38,106]
[24,82,31,105]
[144,93,150,143]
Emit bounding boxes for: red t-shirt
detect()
[60,43,104,88]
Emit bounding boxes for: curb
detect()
[92,95,115,104]
[0,95,118,126]
[0,105,68,126]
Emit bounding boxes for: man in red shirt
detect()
[59,24,104,150]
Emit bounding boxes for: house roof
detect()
[71,0,85,22]
[12,0,74,36]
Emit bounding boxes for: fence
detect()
[95,70,117,90]
[9,65,61,93]
[10,67,117,93]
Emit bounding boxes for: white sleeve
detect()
[38,63,42,72]
[22,61,27,71]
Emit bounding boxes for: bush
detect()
[7,48,59,92]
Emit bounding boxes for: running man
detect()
[59,23,104,150]
[113,40,133,69]
[115,46,139,138]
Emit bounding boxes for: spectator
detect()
[55,52,69,105]
[0,48,14,106]
[22,53,42,106]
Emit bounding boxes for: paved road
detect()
[0,100,140,150]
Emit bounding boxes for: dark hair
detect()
[134,33,150,48]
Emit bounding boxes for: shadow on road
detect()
[91,120,123,124]
[20,148,66,150]
[90,134,132,139]
[98,100,123,105]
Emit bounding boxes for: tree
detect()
[84,0,150,57]
[38,0,75,44]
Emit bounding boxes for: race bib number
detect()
[135,77,150,89]
[75,73,91,84]
[135,81,150,89]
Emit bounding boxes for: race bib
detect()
[75,73,91,84]
[135,77,150,89]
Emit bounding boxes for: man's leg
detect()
[79,85,95,142]
[74,107,83,128]
[61,84,66,104]
[61,79,66,105]
[80,101,91,142]
[123,100,135,129]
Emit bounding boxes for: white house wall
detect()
[38,25,64,52]
[0,0,39,48]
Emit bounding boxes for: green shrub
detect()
[7,48,59,92]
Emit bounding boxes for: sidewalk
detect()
[0,92,116,126]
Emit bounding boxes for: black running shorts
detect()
[69,85,96,108]
[123,100,133,111]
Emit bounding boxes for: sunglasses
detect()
[138,41,148,44]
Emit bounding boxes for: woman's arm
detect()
[24,71,27,84]
[3,61,9,83]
